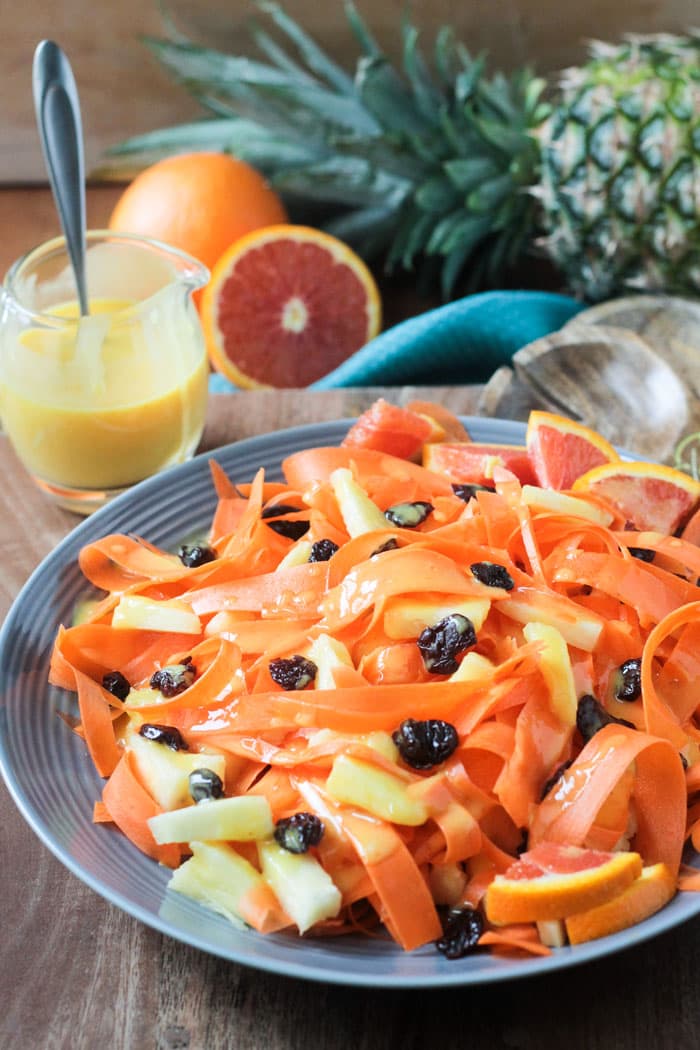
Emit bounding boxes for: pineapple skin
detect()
[536,35,700,300]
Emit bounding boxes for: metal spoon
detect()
[32,40,89,315]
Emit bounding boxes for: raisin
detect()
[628,547,655,563]
[614,658,642,702]
[150,656,196,698]
[392,718,459,769]
[384,501,434,528]
[470,561,515,591]
[540,759,574,801]
[138,723,188,751]
[436,907,484,959]
[370,538,399,557]
[576,694,635,744]
[417,613,476,674]
[265,519,311,540]
[309,538,339,562]
[189,768,224,803]
[102,670,131,701]
[261,503,303,519]
[179,544,216,568]
[269,655,317,690]
[274,812,324,853]
[451,483,494,502]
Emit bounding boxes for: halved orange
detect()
[572,461,700,534]
[201,224,381,388]
[484,842,643,924]
[526,411,620,491]
[565,863,676,945]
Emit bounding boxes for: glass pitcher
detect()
[0,231,210,514]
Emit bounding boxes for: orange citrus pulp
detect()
[201,225,381,388]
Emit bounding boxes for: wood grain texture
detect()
[2,388,700,1049]
[3,0,698,182]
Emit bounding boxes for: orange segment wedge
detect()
[572,460,700,534]
[565,863,676,945]
[201,224,381,389]
[526,410,620,491]
[342,399,434,460]
[484,842,643,924]
[423,442,537,486]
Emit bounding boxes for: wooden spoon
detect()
[480,323,690,461]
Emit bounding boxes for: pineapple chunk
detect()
[522,485,613,527]
[128,733,225,811]
[258,839,341,933]
[523,621,577,726]
[364,731,400,763]
[168,841,264,929]
[276,539,314,569]
[330,467,387,536]
[326,754,428,826]
[124,687,165,709]
[112,594,201,635]
[499,593,603,651]
[383,595,490,640]
[429,863,468,906]
[307,632,354,690]
[148,795,273,844]
[449,651,494,683]
[537,919,568,948]
[71,597,101,627]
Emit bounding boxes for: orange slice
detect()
[201,224,381,389]
[484,842,643,924]
[423,443,538,486]
[526,410,620,491]
[565,863,676,945]
[572,460,700,534]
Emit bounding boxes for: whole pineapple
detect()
[107,3,700,301]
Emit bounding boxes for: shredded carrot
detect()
[49,401,700,958]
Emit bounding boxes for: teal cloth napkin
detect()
[208,290,584,393]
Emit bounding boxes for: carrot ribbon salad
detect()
[50,401,700,958]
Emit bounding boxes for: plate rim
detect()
[1,415,699,988]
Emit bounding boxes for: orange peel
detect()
[484,844,643,924]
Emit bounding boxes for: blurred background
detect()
[4,0,698,183]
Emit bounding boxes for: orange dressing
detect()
[0,297,208,490]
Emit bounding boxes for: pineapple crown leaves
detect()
[106,2,548,297]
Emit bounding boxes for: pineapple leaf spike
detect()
[107,7,700,301]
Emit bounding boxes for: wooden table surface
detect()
[1,189,699,1049]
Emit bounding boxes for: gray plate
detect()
[1,417,698,987]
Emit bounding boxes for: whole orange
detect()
[107,152,288,272]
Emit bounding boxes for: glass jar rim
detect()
[3,229,209,325]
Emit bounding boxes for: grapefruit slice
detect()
[423,443,537,486]
[201,225,381,388]
[572,461,700,534]
[342,399,434,460]
[405,400,472,443]
[565,863,676,945]
[484,842,643,924]
[526,411,620,491]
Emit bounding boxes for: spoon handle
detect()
[32,40,89,316]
